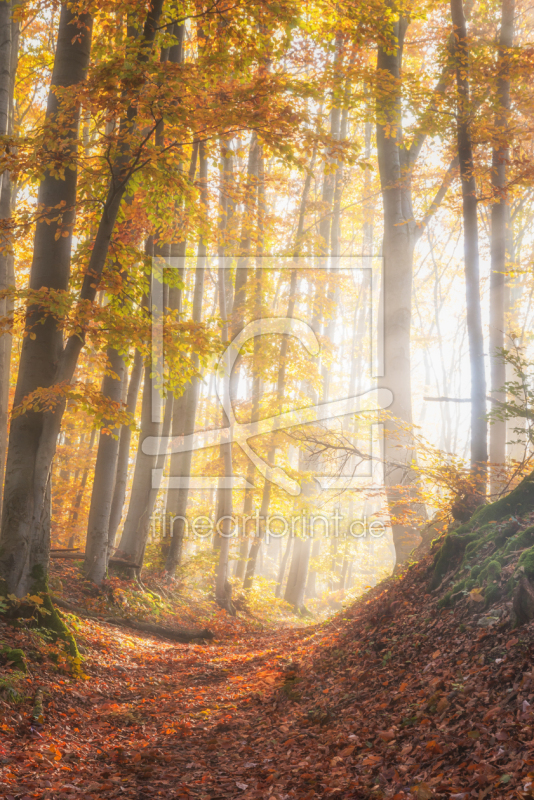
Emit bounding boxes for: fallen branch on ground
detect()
[52,597,214,642]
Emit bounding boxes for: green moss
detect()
[507,576,518,596]
[484,584,501,606]
[465,578,476,591]
[431,532,478,589]
[438,591,453,608]
[472,472,534,526]
[480,560,501,582]
[431,470,534,591]
[0,645,27,673]
[30,565,79,660]
[505,525,534,554]
[517,546,534,580]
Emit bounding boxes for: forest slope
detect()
[3,493,534,799]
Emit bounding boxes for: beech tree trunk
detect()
[213,141,238,613]
[489,0,515,494]
[376,15,420,564]
[165,142,208,574]
[305,537,321,599]
[284,537,311,611]
[0,3,18,512]
[107,348,143,548]
[451,0,488,483]
[116,359,161,568]
[67,428,96,545]
[84,348,126,583]
[275,535,292,598]
[0,5,93,596]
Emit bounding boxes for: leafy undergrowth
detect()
[3,519,534,799]
[48,560,305,635]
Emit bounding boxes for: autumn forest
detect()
[2,0,534,798]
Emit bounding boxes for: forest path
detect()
[2,616,314,799]
[5,542,534,799]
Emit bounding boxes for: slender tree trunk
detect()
[275,535,292,598]
[213,134,258,595]
[337,555,349,590]
[159,141,197,567]
[67,428,96,547]
[451,0,488,484]
[107,348,143,548]
[117,361,160,567]
[0,177,14,514]
[489,0,515,495]
[84,348,126,583]
[0,6,93,596]
[138,388,173,569]
[284,537,311,611]
[213,139,238,613]
[0,3,18,513]
[165,142,208,574]
[305,537,320,599]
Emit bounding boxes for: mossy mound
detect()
[0,645,27,673]
[0,565,80,665]
[432,470,534,609]
[30,565,79,660]
[517,546,534,580]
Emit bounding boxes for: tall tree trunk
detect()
[0,3,18,513]
[213,138,240,613]
[451,0,488,484]
[160,139,197,567]
[165,142,208,574]
[305,537,321,599]
[117,361,161,567]
[84,348,126,583]
[376,14,420,564]
[107,348,143,548]
[67,428,96,546]
[284,536,311,611]
[212,133,258,594]
[0,5,93,596]
[0,1,164,596]
[489,0,515,495]
[274,535,292,598]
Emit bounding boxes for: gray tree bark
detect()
[0,4,18,501]
[0,5,93,595]
[84,347,126,583]
[67,428,96,546]
[164,142,207,574]
[274,535,292,598]
[489,0,515,495]
[0,2,164,596]
[284,536,311,611]
[116,359,160,568]
[451,0,488,484]
[107,348,143,549]
[376,12,433,564]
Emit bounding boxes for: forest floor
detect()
[2,527,534,800]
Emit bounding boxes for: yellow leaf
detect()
[469,589,484,603]
[27,594,44,605]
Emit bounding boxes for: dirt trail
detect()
[3,541,534,799]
